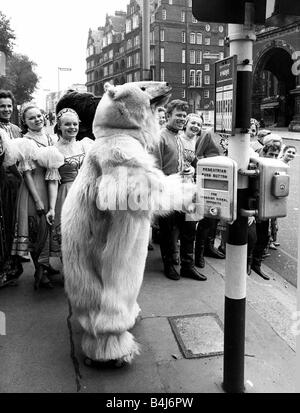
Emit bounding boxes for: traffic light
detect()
[192,0,300,26]
[265,0,300,27]
[192,0,267,24]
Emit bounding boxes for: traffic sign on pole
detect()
[215,56,237,135]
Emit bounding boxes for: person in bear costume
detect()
[61,81,199,368]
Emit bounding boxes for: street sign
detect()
[192,0,267,24]
[214,56,237,135]
[0,51,6,76]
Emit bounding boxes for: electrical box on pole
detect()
[246,157,290,220]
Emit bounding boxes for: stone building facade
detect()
[252,21,300,131]
[86,0,227,123]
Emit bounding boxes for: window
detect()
[190,32,195,44]
[219,25,224,33]
[182,49,186,64]
[127,55,132,68]
[219,38,224,46]
[162,8,166,20]
[196,50,202,64]
[169,0,173,4]
[190,50,195,64]
[205,37,211,45]
[189,70,195,87]
[127,39,132,50]
[107,33,112,45]
[182,69,186,84]
[127,73,133,83]
[196,33,202,44]
[192,16,198,23]
[109,50,113,60]
[134,35,140,47]
[196,70,202,87]
[160,29,165,41]
[204,63,210,71]
[204,75,210,84]
[160,68,165,82]
[132,14,139,29]
[126,19,132,33]
[181,11,185,22]
[188,0,192,6]
[219,52,224,59]
[134,52,140,66]
[150,48,154,65]
[205,24,210,31]
[109,64,113,75]
[160,47,164,63]
[182,31,186,43]
[182,89,186,98]
[204,90,210,98]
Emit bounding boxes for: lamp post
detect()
[142,0,151,81]
[57,67,72,96]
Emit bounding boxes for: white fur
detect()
[61,82,197,363]
[0,130,37,167]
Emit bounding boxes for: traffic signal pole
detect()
[142,0,152,81]
[223,2,256,393]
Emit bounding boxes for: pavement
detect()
[0,243,296,394]
[268,127,300,141]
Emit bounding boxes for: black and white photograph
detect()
[0,0,300,397]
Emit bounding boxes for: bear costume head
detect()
[92,81,171,151]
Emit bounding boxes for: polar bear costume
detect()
[61,82,197,366]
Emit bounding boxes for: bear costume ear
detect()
[104,82,116,99]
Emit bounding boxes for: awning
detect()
[260,102,279,109]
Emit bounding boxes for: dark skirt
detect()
[0,160,22,287]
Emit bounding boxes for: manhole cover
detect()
[168,313,224,359]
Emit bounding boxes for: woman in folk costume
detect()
[48,108,93,258]
[0,90,23,288]
[10,105,64,290]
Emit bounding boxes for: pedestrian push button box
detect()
[196,156,238,223]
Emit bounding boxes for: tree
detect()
[0,11,15,55]
[0,53,39,105]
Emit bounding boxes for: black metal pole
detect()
[222,2,255,393]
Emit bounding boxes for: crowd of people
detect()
[0,89,93,289]
[0,88,296,290]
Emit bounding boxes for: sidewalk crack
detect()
[67,300,82,392]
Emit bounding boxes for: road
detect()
[262,137,300,287]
